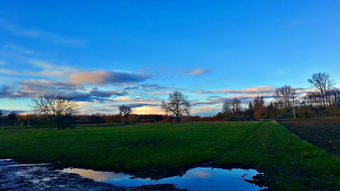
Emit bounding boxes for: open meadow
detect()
[0,120,339,190]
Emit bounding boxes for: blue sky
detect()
[0,0,339,115]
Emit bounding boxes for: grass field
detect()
[0,121,339,190]
[280,118,340,155]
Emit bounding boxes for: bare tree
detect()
[222,101,233,114]
[33,95,79,129]
[308,72,335,107]
[222,101,233,120]
[231,98,241,113]
[118,105,132,124]
[329,88,340,106]
[274,85,296,108]
[223,98,241,113]
[273,85,297,118]
[161,91,190,123]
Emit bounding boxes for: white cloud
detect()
[0,68,19,75]
[0,20,85,47]
[0,59,77,77]
[4,44,35,55]
[28,60,77,77]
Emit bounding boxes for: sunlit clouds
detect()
[188,68,209,75]
[110,96,141,102]
[70,71,149,85]
[194,86,276,94]
[133,106,163,115]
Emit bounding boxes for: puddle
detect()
[0,159,266,191]
[0,159,124,191]
[63,167,266,191]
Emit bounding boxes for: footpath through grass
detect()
[0,121,339,190]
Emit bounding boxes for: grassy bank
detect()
[0,121,339,190]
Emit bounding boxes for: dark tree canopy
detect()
[161,91,190,123]
[118,105,132,123]
[0,111,18,126]
[6,112,18,126]
[32,95,79,129]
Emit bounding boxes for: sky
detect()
[0,0,339,116]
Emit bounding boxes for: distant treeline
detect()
[217,72,340,121]
[2,98,339,127]
[0,111,18,126]
[216,94,340,121]
[0,113,217,127]
[0,72,339,127]
[0,101,339,127]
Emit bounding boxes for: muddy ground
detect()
[279,118,340,155]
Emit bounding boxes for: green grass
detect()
[0,121,339,190]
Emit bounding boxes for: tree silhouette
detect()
[231,98,241,113]
[161,91,190,123]
[118,105,132,124]
[33,95,79,129]
[274,85,296,108]
[273,85,297,118]
[6,112,18,126]
[308,73,335,107]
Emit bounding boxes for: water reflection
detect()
[63,167,266,191]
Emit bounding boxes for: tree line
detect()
[0,72,339,129]
[219,72,339,120]
[0,111,18,126]
[0,91,191,129]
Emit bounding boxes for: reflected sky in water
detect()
[63,167,265,191]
